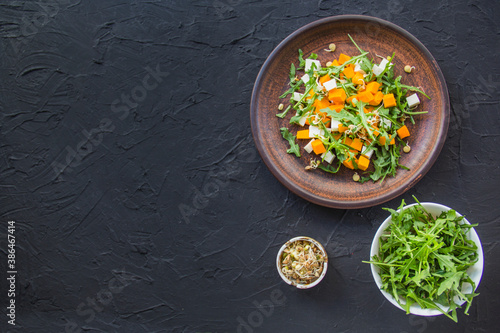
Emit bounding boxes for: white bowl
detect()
[370,202,484,316]
[276,236,328,289]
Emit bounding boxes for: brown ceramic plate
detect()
[250,15,450,209]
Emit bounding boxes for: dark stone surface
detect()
[0,0,498,332]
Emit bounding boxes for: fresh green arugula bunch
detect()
[366,197,480,322]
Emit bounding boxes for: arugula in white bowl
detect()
[366,197,483,322]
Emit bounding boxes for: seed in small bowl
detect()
[276,236,328,289]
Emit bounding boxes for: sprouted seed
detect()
[324,43,336,52]
[305,159,320,170]
[281,240,325,285]
[404,65,415,73]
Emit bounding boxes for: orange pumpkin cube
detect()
[370,91,384,106]
[365,81,381,95]
[342,65,355,79]
[352,72,364,85]
[397,125,410,139]
[328,88,347,104]
[313,97,331,111]
[350,138,363,151]
[311,140,327,155]
[297,130,310,139]
[357,155,370,171]
[357,91,374,103]
[338,53,351,65]
[342,137,353,146]
[383,93,397,108]
[319,75,331,84]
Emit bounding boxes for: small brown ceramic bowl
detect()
[250,15,450,209]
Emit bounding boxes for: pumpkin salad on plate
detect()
[277,35,430,183]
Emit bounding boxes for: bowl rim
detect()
[276,236,328,289]
[369,202,484,316]
[250,14,450,209]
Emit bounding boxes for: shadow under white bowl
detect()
[276,236,328,289]
[370,202,484,316]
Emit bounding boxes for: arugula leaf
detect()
[289,63,296,81]
[318,161,341,174]
[325,108,359,125]
[298,49,305,69]
[280,127,301,157]
[308,52,318,60]
[433,253,456,272]
[437,271,463,296]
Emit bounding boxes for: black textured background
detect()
[1,1,499,332]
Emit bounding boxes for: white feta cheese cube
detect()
[296,110,311,127]
[304,139,315,154]
[372,64,384,76]
[406,93,420,108]
[379,58,390,69]
[322,79,337,91]
[373,58,393,76]
[330,119,342,131]
[293,92,303,102]
[382,118,392,129]
[361,146,375,159]
[309,125,324,138]
[301,73,310,83]
[305,59,321,71]
[298,115,307,127]
[321,150,336,164]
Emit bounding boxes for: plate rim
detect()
[250,15,450,209]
